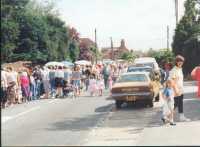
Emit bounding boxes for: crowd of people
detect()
[1,62,128,108]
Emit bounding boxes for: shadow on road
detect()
[95,103,114,113]
[45,91,199,133]
[46,113,106,132]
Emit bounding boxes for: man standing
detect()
[169,55,190,122]
[102,64,110,89]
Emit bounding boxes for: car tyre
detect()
[116,100,123,109]
[155,94,159,102]
[149,100,154,107]
[146,100,153,107]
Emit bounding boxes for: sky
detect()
[43,0,186,51]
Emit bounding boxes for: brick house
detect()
[101,39,129,59]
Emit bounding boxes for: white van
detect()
[134,57,159,71]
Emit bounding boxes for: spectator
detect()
[71,66,82,96]
[97,75,104,96]
[88,74,97,96]
[102,64,110,89]
[16,71,22,103]
[1,67,8,108]
[169,55,190,122]
[41,67,50,99]
[6,67,17,106]
[33,66,42,99]
[55,66,64,98]
[48,66,56,98]
[29,72,37,100]
[191,65,200,97]
[84,66,92,91]
[161,79,176,125]
[20,69,30,102]
[63,66,70,84]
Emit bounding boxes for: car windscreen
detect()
[117,74,148,83]
[136,63,154,69]
[127,67,152,73]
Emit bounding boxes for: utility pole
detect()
[95,28,97,64]
[110,37,114,60]
[175,0,179,25]
[167,25,169,50]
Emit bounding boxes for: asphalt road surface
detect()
[2,93,113,146]
[2,81,200,146]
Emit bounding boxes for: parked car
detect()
[127,65,153,73]
[134,57,159,71]
[111,72,160,109]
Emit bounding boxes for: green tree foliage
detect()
[120,51,136,63]
[172,0,200,74]
[1,0,80,63]
[147,49,175,68]
[1,0,29,62]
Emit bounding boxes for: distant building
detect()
[101,39,129,59]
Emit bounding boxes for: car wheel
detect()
[155,94,159,102]
[146,100,153,107]
[115,100,123,109]
[149,100,154,107]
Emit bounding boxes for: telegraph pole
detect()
[110,37,114,60]
[167,25,169,50]
[95,28,97,64]
[175,0,179,25]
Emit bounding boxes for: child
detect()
[63,80,74,97]
[88,74,97,96]
[97,75,104,96]
[161,79,176,126]
[108,75,113,95]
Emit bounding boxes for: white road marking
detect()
[2,106,40,123]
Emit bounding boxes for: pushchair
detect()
[62,80,76,98]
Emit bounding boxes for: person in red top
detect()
[191,65,200,97]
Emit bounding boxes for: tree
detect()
[1,0,29,62]
[78,38,95,62]
[172,0,200,74]
[1,0,81,63]
[120,51,135,63]
[147,49,175,68]
[68,27,80,62]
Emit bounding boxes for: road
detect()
[1,93,113,146]
[2,81,200,146]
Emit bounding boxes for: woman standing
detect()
[20,69,30,102]
[55,66,64,98]
[6,67,17,106]
[169,55,190,122]
[72,66,82,96]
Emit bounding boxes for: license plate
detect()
[126,96,136,101]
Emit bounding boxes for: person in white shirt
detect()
[1,68,8,108]
[169,55,190,122]
[6,67,17,106]
[41,67,50,99]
